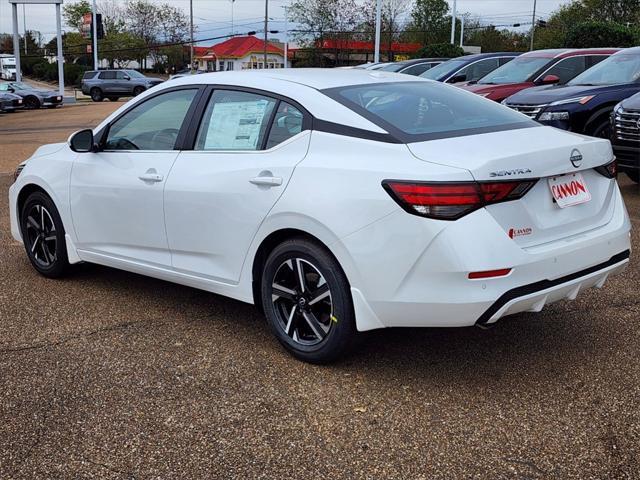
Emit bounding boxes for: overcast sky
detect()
[0,0,573,45]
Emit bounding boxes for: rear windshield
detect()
[82,71,97,79]
[323,81,535,141]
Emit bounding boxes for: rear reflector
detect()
[468,268,512,279]
[594,159,617,179]
[382,180,537,220]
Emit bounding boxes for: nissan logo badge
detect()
[570,149,583,168]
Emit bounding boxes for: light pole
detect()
[230,0,235,36]
[22,4,27,55]
[284,6,288,68]
[529,0,537,51]
[264,0,268,68]
[190,0,194,72]
[450,0,457,44]
[459,15,464,47]
[374,0,381,63]
[91,0,98,70]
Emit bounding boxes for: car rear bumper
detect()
[340,183,631,330]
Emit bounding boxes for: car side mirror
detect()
[541,74,560,85]
[7,87,14,92]
[124,75,131,80]
[69,129,95,153]
[448,74,467,83]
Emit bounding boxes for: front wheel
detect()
[90,88,103,102]
[24,96,40,109]
[591,118,612,139]
[20,191,69,278]
[261,238,357,363]
[133,86,145,96]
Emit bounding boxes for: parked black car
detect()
[0,91,24,112]
[377,58,449,76]
[419,52,520,83]
[504,48,640,138]
[611,93,640,183]
[81,69,163,102]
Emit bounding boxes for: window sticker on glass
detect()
[204,100,270,150]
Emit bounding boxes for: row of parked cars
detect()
[359,47,640,183]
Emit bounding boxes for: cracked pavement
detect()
[1,104,639,478]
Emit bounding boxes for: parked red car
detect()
[460,48,620,102]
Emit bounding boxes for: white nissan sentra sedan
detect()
[9,69,631,363]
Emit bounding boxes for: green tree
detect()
[564,21,636,47]
[415,42,463,58]
[63,0,91,31]
[410,0,449,45]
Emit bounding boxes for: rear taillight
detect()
[382,179,537,220]
[594,159,617,179]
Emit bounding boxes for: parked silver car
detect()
[0,81,63,109]
[0,91,24,112]
[81,69,163,102]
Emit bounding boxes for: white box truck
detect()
[0,55,17,80]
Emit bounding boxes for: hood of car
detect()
[0,92,21,100]
[506,83,640,105]
[460,82,535,101]
[620,92,640,110]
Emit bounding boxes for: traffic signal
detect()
[96,14,104,39]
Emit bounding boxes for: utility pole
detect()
[264,0,268,68]
[450,0,457,44]
[230,0,235,36]
[374,0,381,63]
[284,6,288,68]
[190,0,194,72]
[22,4,27,55]
[459,15,464,47]
[529,0,537,51]
[91,0,98,69]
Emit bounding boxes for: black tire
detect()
[24,96,40,109]
[90,88,103,102]
[20,191,70,278]
[626,170,639,183]
[261,238,357,363]
[107,97,120,101]
[133,86,145,96]
[590,118,611,139]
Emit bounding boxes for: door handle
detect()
[138,173,163,182]
[249,176,283,187]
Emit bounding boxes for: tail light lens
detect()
[382,179,537,220]
[594,159,617,179]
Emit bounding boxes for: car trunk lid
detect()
[407,126,617,247]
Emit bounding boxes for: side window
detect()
[99,71,115,80]
[0,83,8,91]
[115,71,127,80]
[105,89,197,151]
[499,57,515,66]
[195,90,277,151]
[464,58,500,82]
[587,55,608,68]
[265,102,304,149]
[543,56,586,83]
[82,71,97,80]
[402,63,432,76]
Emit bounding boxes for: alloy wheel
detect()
[271,258,333,346]
[24,204,57,267]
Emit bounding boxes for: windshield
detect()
[478,56,550,84]
[420,59,466,80]
[569,54,640,86]
[325,81,535,140]
[125,70,145,78]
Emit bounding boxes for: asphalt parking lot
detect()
[1,104,639,479]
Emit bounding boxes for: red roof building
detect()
[193,36,288,71]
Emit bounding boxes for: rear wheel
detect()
[20,191,69,278]
[24,96,40,109]
[90,88,103,102]
[261,238,357,363]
